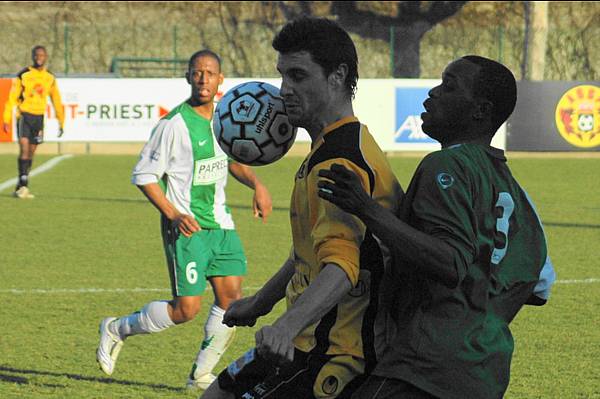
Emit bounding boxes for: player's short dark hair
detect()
[462,55,517,133]
[272,17,359,98]
[31,45,47,54]
[188,49,221,72]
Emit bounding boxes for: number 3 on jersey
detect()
[491,192,514,265]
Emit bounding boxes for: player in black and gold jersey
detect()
[201,17,403,399]
[3,45,65,199]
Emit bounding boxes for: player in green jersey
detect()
[318,56,556,398]
[96,50,273,390]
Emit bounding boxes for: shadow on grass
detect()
[20,193,292,212]
[0,372,66,388]
[0,365,184,392]
[544,221,600,230]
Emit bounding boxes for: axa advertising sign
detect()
[394,87,435,144]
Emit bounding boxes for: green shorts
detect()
[161,217,247,297]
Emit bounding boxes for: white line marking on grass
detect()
[0,286,264,295]
[1,280,599,295]
[554,278,600,285]
[0,154,74,193]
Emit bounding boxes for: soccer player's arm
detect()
[338,154,474,288]
[131,120,197,235]
[254,251,296,307]
[49,77,65,129]
[228,161,272,222]
[3,76,22,130]
[525,255,556,306]
[224,249,296,327]
[271,159,368,339]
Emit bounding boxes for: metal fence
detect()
[1,21,598,80]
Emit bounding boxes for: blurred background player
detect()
[2,45,65,199]
[96,49,273,390]
[317,56,556,399]
[202,17,403,399]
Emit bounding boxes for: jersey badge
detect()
[321,375,339,395]
[437,173,454,189]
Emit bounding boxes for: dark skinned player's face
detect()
[32,48,47,68]
[187,55,224,105]
[421,58,482,143]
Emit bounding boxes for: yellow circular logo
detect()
[555,85,600,148]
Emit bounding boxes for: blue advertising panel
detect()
[394,87,435,144]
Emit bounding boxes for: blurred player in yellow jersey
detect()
[3,45,65,199]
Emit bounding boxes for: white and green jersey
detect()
[132,101,234,230]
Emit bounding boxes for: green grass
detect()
[0,154,598,398]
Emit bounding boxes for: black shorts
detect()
[17,112,44,144]
[350,375,438,399]
[217,348,367,399]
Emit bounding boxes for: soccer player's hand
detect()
[317,163,371,217]
[2,123,9,133]
[223,295,270,327]
[255,324,295,365]
[173,213,200,237]
[253,183,272,223]
[58,127,64,138]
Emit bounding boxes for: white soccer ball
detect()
[213,81,297,166]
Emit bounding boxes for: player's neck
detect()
[187,97,214,120]
[308,101,354,145]
[441,132,492,149]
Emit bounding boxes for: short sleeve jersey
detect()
[374,143,555,399]
[287,116,404,372]
[132,101,234,230]
[3,66,65,127]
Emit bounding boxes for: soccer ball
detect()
[213,81,297,166]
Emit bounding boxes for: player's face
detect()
[421,59,480,144]
[277,51,331,129]
[187,55,223,105]
[32,48,47,68]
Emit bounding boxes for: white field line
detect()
[0,286,264,294]
[0,154,74,193]
[0,279,598,295]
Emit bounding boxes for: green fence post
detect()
[173,26,178,77]
[498,25,504,64]
[390,25,395,78]
[64,23,69,75]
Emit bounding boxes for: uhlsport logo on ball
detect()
[213,81,297,165]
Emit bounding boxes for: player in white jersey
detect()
[96,50,273,390]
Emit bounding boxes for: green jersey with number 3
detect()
[376,143,555,399]
[132,101,234,230]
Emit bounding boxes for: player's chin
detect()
[285,110,304,127]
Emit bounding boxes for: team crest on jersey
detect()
[555,85,600,148]
[321,376,339,395]
[437,173,454,189]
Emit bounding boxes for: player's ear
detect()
[329,63,348,90]
[474,100,493,121]
[218,73,224,85]
[185,71,191,84]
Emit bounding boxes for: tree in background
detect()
[278,1,467,78]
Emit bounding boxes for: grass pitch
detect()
[0,154,598,398]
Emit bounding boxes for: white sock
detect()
[190,304,236,378]
[110,301,175,339]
